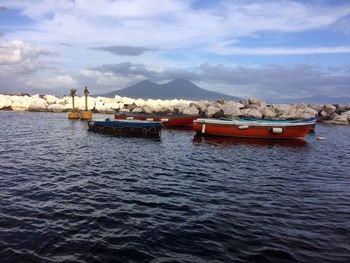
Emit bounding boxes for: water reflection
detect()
[193,134,307,148]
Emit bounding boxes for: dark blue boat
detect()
[88,118,162,137]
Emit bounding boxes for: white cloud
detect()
[1,0,350,99]
[0,40,56,74]
[3,0,350,52]
[207,46,350,55]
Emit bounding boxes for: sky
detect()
[0,0,350,101]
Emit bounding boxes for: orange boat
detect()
[115,112,199,127]
[193,118,315,140]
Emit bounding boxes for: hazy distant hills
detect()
[98,79,241,101]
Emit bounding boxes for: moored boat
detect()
[88,118,162,137]
[241,115,317,131]
[193,118,315,140]
[115,112,199,127]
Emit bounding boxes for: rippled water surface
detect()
[1,111,350,263]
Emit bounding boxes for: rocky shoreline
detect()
[1,94,350,125]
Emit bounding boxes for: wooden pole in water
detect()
[84,86,88,111]
[68,89,79,119]
[80,86,92,120]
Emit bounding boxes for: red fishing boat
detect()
[193,118,315,140]
[115,112,199,127]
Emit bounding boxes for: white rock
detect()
[119,108,130,113]
[222,101,242,117]
[247,109,263,118]
[323,104,336,115]
[47,104,66,112]
[308,104,323,112]
[118,102,125,109]
[114,95,123,102]
[44,95,57,104]
[174,103,188,114]
[11,96,31,111]
[341,110,350,121]
[135,99,146,107]
[301,107,318,119]
[28,98,48,111]
[132,107,144,113]
[248,97,261,107]
[104,101,119,110]
[195,100,208,112]
[326,114,349,125]
[240,108,250,116]
[56,98,67,105]
[67,96,95,111]
[96,105,115,114]
[0,95,12,109]
[95,100,104,109]
[273,104,291,116]
[261,106,277,118]
[145,100,160,111]
[142,105,154,114]
[122,97,135,105]
[295,102,307,110]
[206,106,221,118]
[183,106,199,115]
[282,108,304,120]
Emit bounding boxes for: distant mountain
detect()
[98,79,241,101]
[268,95,350,105]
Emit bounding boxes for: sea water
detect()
[0,111,350,262]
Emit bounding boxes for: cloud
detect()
[59,42,74,47]
[89,62,350,99]
[0,40,56,74]
[3,0,350,54]
[207,46,350,55]
[89,45,158,56]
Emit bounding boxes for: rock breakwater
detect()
[1,94,349,125]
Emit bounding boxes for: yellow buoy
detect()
[80,86,92,120]
[68,112,80,119]
[68,89,79,119]
[80,111,92,120]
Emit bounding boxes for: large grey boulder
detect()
[183,106,199,115]
[261,106,277,118]
[222,101,242,118]
[326,114,349,125]
[300,107,318,119]
[273,104,291,116]
[174,103,188,114]
[195,100,208,113]
[248,97,261,107]
[247,109,263,118]
[308,104,323,113]
[206,106,221,118]
[321,104,336,117]
[341,110,350,121]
